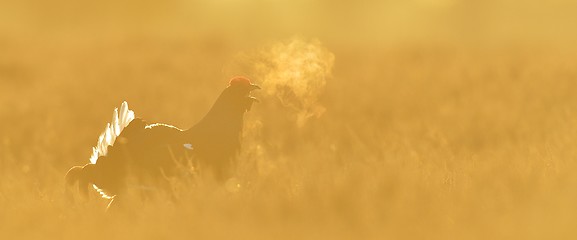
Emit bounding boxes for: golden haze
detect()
[1,0,577,239]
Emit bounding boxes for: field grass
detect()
[1,1,577,239]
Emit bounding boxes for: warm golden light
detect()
[1,0,577,239]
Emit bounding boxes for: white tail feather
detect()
[89,101,135,164]
[112,109,120,136]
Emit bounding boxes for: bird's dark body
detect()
[65,77,259,201]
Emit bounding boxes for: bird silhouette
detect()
[65,76,260,204]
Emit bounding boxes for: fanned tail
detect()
[90,101,135,164]
[84,101,136,200]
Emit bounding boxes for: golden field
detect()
[1,0,577,239]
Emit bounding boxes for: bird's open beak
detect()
[249,84,261,90]
[248,84,261,102]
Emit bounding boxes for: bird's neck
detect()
[184,92,245,142]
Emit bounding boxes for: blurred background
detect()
[1,0,577,239]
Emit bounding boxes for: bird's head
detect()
[226,76,261,112]
[65,164,96,199]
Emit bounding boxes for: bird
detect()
[65,76,260,204]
